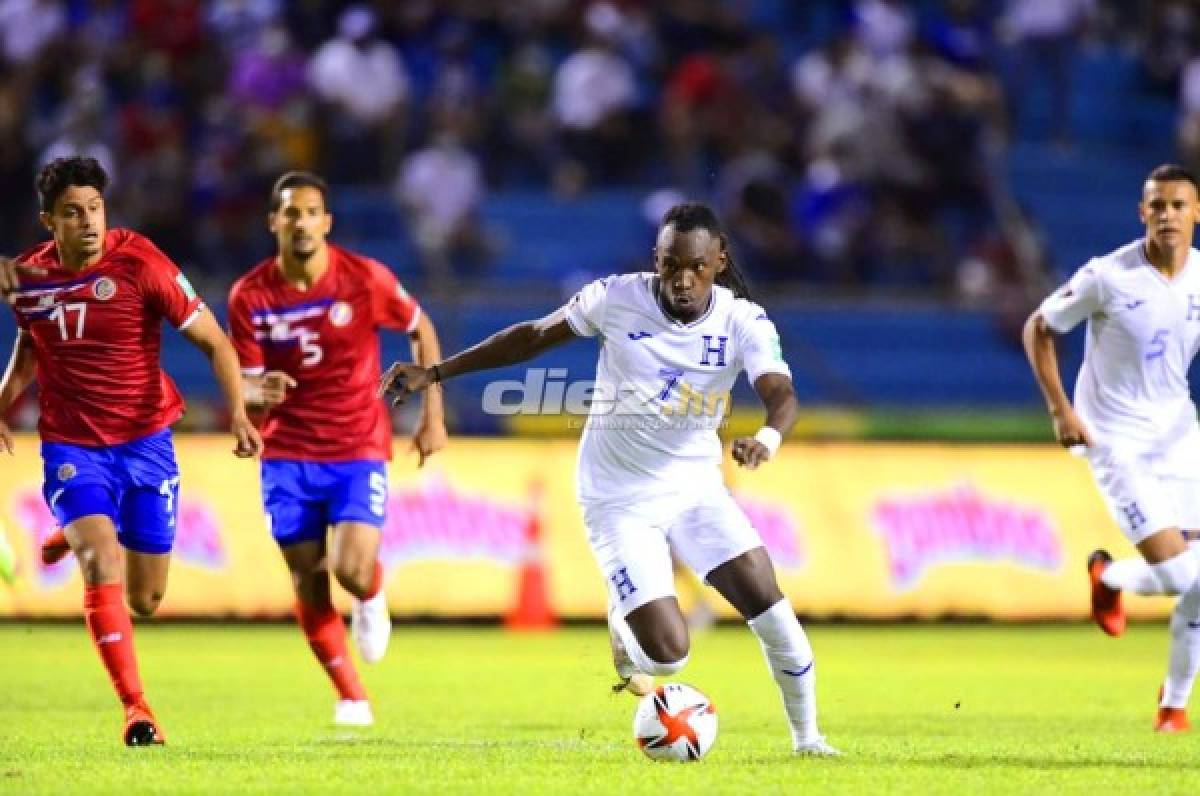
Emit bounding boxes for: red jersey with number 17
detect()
[227,245,420,462]
[8,228,204,446]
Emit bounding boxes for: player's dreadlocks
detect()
[660,202,753,300]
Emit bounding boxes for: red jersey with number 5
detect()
[227,245,420,462]
[8,228,204,446]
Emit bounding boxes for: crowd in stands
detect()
[0,0,1186,300]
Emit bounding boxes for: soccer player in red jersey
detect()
[227,171,446,726]
[0,156,262,745]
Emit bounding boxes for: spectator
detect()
[0,0,65,67]
[551,3,639,191]
[308,5,409,182]
[1002,0,1095,146]
[394,120,489,289]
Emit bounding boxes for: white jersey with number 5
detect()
[563,273,791,504]
[1039,239,1200,455]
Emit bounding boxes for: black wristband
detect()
[431,364,442,383]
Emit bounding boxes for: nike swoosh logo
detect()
[1188,621,1200,629]
[1126,300,1145,310]
[782,662,814,677]
[627,331,652,340]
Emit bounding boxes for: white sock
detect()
[1163,583,1200,709]
[1103,549,1200,596]
[1102,558,1164,595]
[747,598,819,747]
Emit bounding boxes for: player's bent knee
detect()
[127,591,163,617]
[640,632,690,666]
[644,653,689,677]
[332,559,373,596]
[74,546,123,586]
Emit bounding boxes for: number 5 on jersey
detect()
[1146,328,1169,361]
[298,329,322,366]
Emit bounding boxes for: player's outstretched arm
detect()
[407,310,448,467]
[1022,310,1092,448]
[732,373,799,470]
[0,331,35,455]
[181,310,264,458]
[381,308,578,406]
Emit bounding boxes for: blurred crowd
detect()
[0,0,1185,299]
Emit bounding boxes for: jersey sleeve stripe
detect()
[9,274,99,296]
[405,305,422,334]
[177,305,206,330]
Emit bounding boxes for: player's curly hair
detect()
[36,156,109,212]
[660,202,753,300]
[269,171,330,212]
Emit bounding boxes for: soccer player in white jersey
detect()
[1024,163,1200,733]
[380,203,837,756]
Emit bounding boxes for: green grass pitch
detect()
[1,623,1198,794]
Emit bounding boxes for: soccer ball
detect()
[632,683,718,761]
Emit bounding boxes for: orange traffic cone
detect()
[505,481,557,630]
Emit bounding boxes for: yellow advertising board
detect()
[0,436,1173,620]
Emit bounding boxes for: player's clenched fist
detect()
[231,412,263,458]
[245,370,296,409]
[0,256,19,302]
[731,437,770,469]
[380,362,435,406]
[261,370,296,408]
[0,420,14,455]
[1050,405,1093,449]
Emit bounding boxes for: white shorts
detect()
[582,487,764,615]
[1086,433,1200,544]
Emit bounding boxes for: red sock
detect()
[362,561,384,600]
[295,601,367,701]
[83,583,144,708]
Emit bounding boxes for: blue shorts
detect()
[41,429,180,555]
[260,459,387,547]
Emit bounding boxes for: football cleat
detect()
[351,592,391,664]
[1155,707,1191,733]
[40,527,71,566]
[334,699,374,727]
[608,619,654,697]
[1087,549,1125,637]
[1155,686,1191,733]
[123,701,165,747]
[795,736,841,757]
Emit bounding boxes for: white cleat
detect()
[794,737,841,757]
[334,699,374,727]
[351,592,391,664]
[608,615,654,697]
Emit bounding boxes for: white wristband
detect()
[753,426,782,458]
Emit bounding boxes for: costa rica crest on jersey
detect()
[329,301,353,327]
[92,277,117,301]
[57,463,76,481]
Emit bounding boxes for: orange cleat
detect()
[1087,549,1125,637]
[1155,706,1191,733]
[123,700,165,747]
[40,528,71,566]
[1155,686,1191,733]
